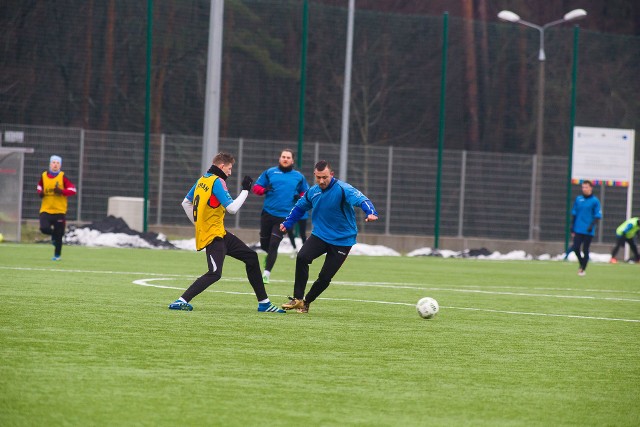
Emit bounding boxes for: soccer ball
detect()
[416,297,439,319]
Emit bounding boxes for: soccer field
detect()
[1,243,638,426]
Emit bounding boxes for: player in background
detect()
[252,149,309,284]
[37,155,77,261]
[168,152,284,313]
[570,180,602,276]
[279,160,378,313]
[609,216,639,264]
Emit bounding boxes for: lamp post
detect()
[498,9,586,241]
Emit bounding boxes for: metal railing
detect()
[2,123,638,243]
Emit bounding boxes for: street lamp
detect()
[498,9,586,241]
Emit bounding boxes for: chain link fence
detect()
[2,1,639,246]
[3,123,638,244]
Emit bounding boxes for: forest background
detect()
[1,0,639,157]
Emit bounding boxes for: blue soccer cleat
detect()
[258,302,285,314]
[52,256,61,261]
[168,300,193,311]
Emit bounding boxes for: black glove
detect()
[53,187,64,195]
[242,175,253,191]
[39,192,44,198]
[587,227,593,233]
[293,194,301,202]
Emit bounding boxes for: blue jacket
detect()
[571,194,602,236]
[255,167,309,218]
[283,178,377,246]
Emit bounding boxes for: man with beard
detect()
[253,149,309,284]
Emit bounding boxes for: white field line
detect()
[3,266,639,322]
[330,282,640,302]
[132,278,640,324]
[3,266,640,297]
[333,280,640,295]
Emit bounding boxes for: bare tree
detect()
[81,0,94,129]
[462,0,480,150]
[100,0,116,130]
[152,1,177,135]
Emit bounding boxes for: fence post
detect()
[77,128,85,222]
[235,138,243,229]
[385,146,393,235]
[156,133,165,225]
[457,150,467,238]
[565,25,580,251]
[529,155,538,240]
[434,12,449,249]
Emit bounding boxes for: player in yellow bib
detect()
[610,217,640,263]
[36,155,77,261]
[168,152,285,313]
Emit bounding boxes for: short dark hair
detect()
[582,180,593,187]
[314,160,331,172]
[281,148,295,160]
[213,152,235,166]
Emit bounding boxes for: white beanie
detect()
[50,155,62,165]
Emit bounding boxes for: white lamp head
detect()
[498,10,521,22]
[564,9,587,21]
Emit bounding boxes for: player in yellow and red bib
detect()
[36,155,77,261]
[167,152,285,314]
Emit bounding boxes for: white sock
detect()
[258,299,270,304]
[178,297,187,303]
[263,270,270,278]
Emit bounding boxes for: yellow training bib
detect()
[40,171,67,214]
[193,175,227,250]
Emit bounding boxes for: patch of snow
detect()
[350,243,401,256]
[170,238,197,251]
[60,218,616,262]
[65,228,161,249]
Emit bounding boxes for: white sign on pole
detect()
[572,126,635,259]
[572,126,635,186]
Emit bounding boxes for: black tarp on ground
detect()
[65,215,176,249]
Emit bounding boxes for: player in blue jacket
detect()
[279,160,378,313]
[571,180,602,276]
[252,149,309,284]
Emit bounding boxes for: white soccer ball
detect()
[416,297,439,319]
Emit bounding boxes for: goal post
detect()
[0,147,34,242]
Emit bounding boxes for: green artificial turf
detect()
[0,243,638,426]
